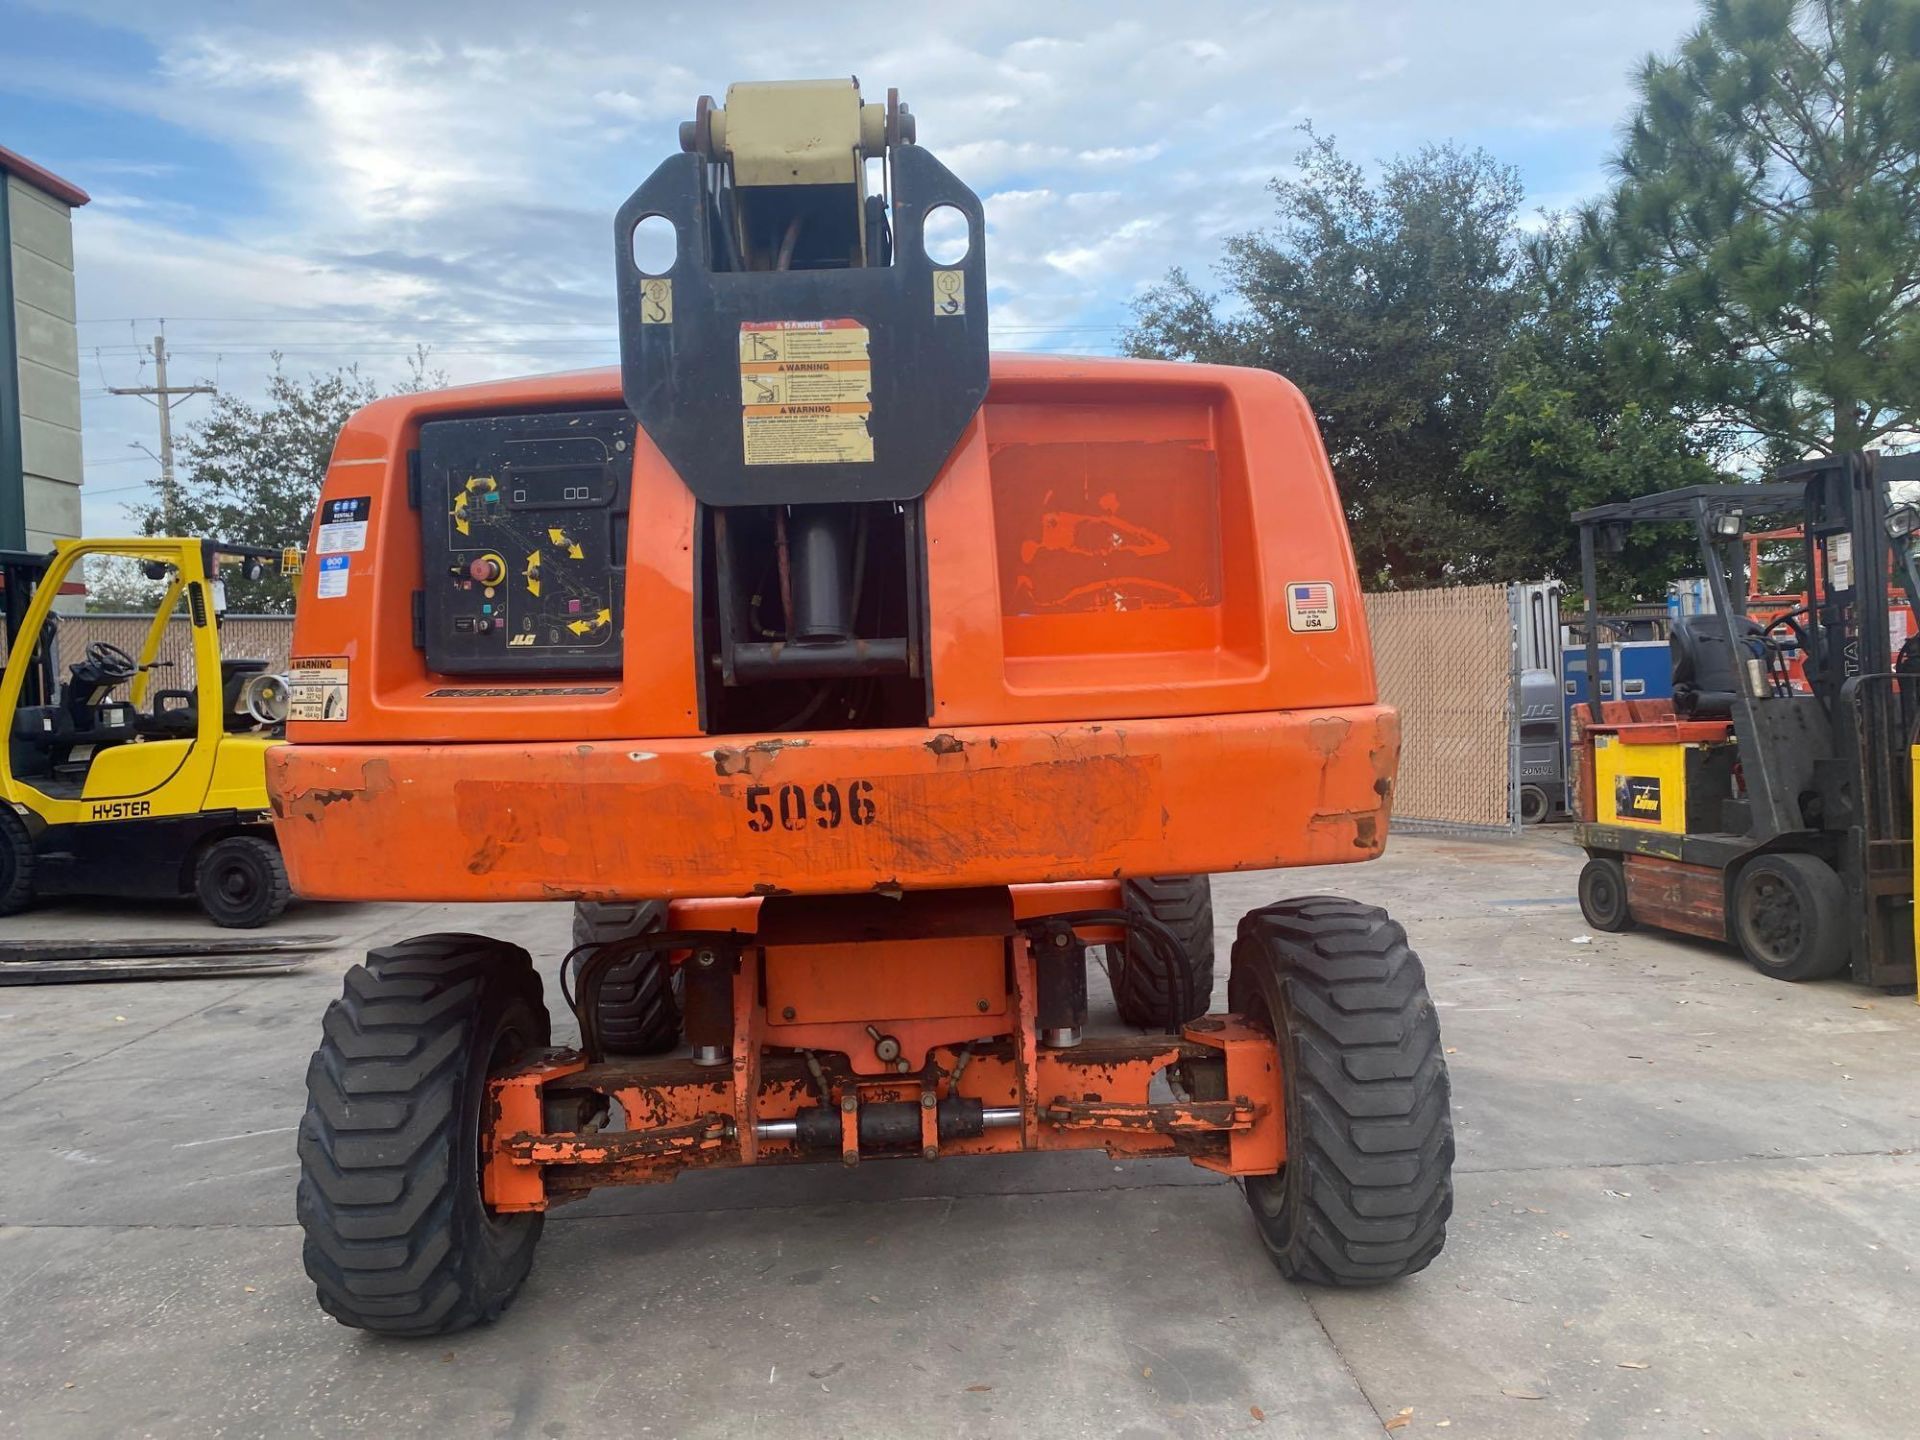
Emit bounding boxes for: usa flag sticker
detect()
[1286,581,1338,633]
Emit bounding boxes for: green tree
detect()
[1466,223,1727,604]
[131,352,437,612]
[1587,0,1920,456]
[1126,128,1527,585]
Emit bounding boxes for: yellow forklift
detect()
[1,537,296,927]
[1571,453,1917,989]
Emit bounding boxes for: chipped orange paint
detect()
[271,706,1397,901]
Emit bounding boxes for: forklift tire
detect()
[1227,896,1453,1285]
[298,933,549,1337]
[1577,856,1634,932]
[570,901,678,1054]
[1111,875,1216,1028]
[193,834,290,929]
[0,808,33,916]
[1519,784,1551,826]
[1731,853,1849,982]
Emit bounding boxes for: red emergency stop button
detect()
[469,554,505,584]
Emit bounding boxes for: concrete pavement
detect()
[0,832,1914,1438]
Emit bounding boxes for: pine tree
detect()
[1588,0,1920,456]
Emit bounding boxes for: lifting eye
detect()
[630,214,678,275]
[921,204,969,266]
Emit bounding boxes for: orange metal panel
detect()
[766,936,1006,1025]
[270,705,1398,901]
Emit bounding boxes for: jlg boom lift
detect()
[271,80,1454,1336]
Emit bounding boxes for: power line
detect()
[105,335,217,533]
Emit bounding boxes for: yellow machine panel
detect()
[1594,735,1690,834]
[78,740,195,812]
[205,735,278,813]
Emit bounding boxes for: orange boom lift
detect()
[271,80,1454,1335]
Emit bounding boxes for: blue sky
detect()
[0,0,1704,535]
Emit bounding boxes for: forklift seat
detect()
[1670,615,1764,720]
[9,704,71,780]
[141,689,199,739]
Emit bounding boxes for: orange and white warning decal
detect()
[288,655,349,722]
[739,320,873,465]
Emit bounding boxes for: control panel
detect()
[417,410,633,675]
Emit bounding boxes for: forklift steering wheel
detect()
[84,640,138,681]
[1763,607,1810,651]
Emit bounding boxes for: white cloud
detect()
[1,0,1701,532]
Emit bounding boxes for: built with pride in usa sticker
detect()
[1286,580,1337,632]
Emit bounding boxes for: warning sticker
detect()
[1286,580,1339,633]
[740,320,873,465]
[288,656,349,722]
[739,361,871,407]
[742,405,875,465]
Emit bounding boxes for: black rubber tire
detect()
[297,932,550,1336]
[1111,875,1216,1028]
[1731,853,1848,982]
[570,900,678,1055]
[192,833,290,928]
[0,808,33,916]
[1227,896,1453,1285]
[1577,856,1634,933]
[1519,784,1551,826]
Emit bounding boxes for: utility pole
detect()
[108,334,215,533]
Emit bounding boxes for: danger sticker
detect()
[288,656,349,722]
[1286,581,1338,633]
[740,320,873,465]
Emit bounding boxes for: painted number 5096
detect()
[744,780,876,833]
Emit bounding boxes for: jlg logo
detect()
[507,634,536,646]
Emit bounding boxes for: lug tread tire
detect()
[571,901,677,1054]
[193,834,290,929]
[1113,875,1216,1028]
[297,932,548,1336]
[0,809,33,916]
[1228,895,1453,1286]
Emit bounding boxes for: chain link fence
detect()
[1365,584,1519,834]
[12,614,295,692]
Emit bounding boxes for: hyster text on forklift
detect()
[268,78,1455,1336]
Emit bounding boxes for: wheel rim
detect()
[1521,787,1548,823]
[1587,869,1619,922]
[216,858,260,906]
[1740,872,1803,965]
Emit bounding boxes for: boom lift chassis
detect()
[486,888,1281,1210]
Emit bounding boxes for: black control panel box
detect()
[417,410,633,675]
